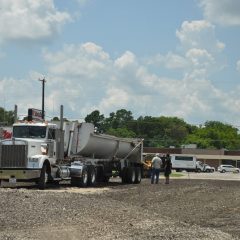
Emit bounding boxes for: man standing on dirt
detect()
[164,153,172,184]
[151,153,162,184]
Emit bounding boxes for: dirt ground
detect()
[0,177,240,240]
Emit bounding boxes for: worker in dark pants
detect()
[164,153,172,184]
[151,153,162,184]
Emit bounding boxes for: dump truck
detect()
[0,106,143,189]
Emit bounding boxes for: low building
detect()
[143,147,240,169]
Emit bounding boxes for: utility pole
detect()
[14,105,17,123]
[39,78,46,120]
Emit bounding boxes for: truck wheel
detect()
[102,176,110,183]
[127,167,136,184]
[70,177,77,186]
[134,167,141,184]
[121,168,128,184]
[38,164,48,190]
[71,167,88,187]
[87,166,96,186]
[80,167,88,187]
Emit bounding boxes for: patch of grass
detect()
[170,172,185,177]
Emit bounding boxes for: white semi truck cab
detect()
[0,108,143,189]
[0,121,62,186]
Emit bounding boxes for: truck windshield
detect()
[13,126,47,139]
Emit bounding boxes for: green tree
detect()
[82,109,240,150]
[185,121,240,150]
[52,117,60,121]
[85,110,105,130]
[103,109,134,130]
[130,116,191,147]
[106,127,136,138]
[0,107,15,125]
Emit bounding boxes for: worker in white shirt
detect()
[151,153,162,184]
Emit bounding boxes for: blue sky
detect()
[1,0,240,126]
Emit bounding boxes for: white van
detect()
[171,155,197,172]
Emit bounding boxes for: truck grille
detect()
[0,144,28,168]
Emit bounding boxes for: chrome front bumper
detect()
[0,169,41,180]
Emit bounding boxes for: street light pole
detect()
[39,78,46,120]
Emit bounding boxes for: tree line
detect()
[1,107,240,150]
[84,109,240,150]
[0,107,14,126]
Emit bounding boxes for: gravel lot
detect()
[0,175,240,240]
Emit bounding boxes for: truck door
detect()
[47,128,55,158]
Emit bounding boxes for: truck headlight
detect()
[41,143,48,155]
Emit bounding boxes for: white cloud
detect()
[186,48,213,62]
[146,52,188,69]
[164,53,189,69]
[0,76,41,118]
[43,43,110,78]
[147,21,221,80]
[0,0,71,43]
[168,20,225,80]
[185,48,214,69]
[2,37,240,125]
[114,51,137,69]
[176,20,225,53]
[237,60,240,72]
[199,0,240,26]
[98,87,130,112]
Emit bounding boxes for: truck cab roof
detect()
[13,121,57,129]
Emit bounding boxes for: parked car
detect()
[203,164,215,172]
[217,165,240,173]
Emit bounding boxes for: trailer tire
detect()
[102,176,110,183]
[134,167,141,184]
[70,177,78,186]
[71,167,88,187]
[121,168,128,184]
[80,167,88,187]
[38,164,48,190]
[127,167,136,184]
[87,166,96,186]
